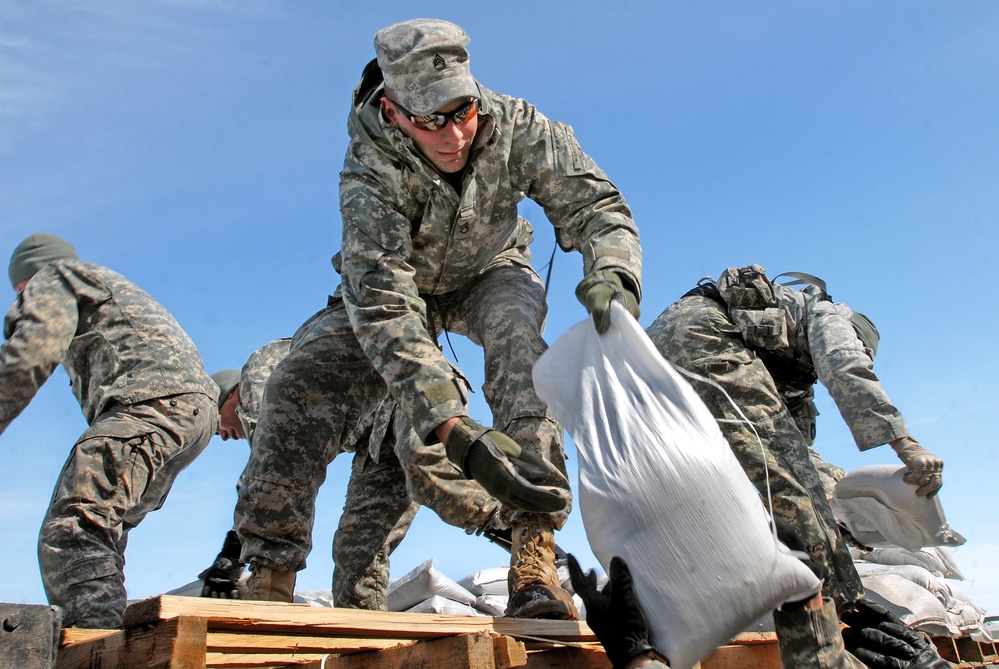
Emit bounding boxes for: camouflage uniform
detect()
[234,338,291,444]
[225,335,499,609]
[235,58,641,586]
[647,267,909,668]
[0,259,218,629]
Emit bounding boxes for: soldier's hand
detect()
[199,530,246,599]
[575,270,640,334]
[841,599,951,669]
[444,417,565,513]
[890,437,943,497]
[567,554,665,669]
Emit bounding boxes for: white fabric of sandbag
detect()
[534,303,821,669]
[404,594,485,617]
[861,572,957,637]
[854,562,953,606]
[474,594,508,616]
[457,566,509,596]
[832,464,965,550]
[861,546,965,580]
[387,559,477,612]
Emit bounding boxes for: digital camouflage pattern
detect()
[227,334,501,607]
[338,63,642,442]
[236,338,291,443]
[1,258,218,628]
[774,599,867,669]
[236,59,641,580]
[647,293,864,611]
[1,260,218,431]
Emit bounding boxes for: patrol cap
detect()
[851,312,879,359]
[8,233,78,290]
[210,369,241,410]
[374,18,478,116]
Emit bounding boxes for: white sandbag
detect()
[862,546,965,580]
[861,572,957,637]
[457,566,509,596]
[404,594,485,617]
[945,583,992,643]
[294,590,334,607]
[854,562,952,606]
[534,304,820,669]
[387,559,477,612]
[473,594,508,616]
[832,464,965,550]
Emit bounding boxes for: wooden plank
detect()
[205,649,326,667]
[524,646,612,668]
[700,642,782,669]
[319,632,504,669]
[61,628,120,646]
[57,617,207,669]
[206,631,405,654]
[955,636,985,663]
[934,637,960,664]
[492,635,529,668]
[124,596,593,642]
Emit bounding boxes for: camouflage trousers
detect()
[39,393,217,628]
[236,261,571,601]
[646,296,863,611]
[775,599,867,669]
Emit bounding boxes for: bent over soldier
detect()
[646,264,944,668]
[0,233,218,629]
[234,18,642,619]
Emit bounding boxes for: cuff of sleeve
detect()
[853,408,909,451]
[410,379,468,444]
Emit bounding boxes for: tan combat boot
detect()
[244,563,296,603]
[506,518,579,620]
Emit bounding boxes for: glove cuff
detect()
[444,417,489,477]
[219,530,243,561]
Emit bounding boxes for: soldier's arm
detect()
[0,270,79,435]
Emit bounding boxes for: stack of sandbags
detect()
[832,465,990,642]
[387,559,484,616]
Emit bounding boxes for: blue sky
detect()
[1,1,997,617]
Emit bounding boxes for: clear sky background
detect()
[2,1,997,618]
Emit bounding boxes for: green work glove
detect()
[445,417,565,513]
[890,437,943,497]
[575,270,640,334]
[567,554,666,669]
[841,599,951,669]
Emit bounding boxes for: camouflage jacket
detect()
[757,282,908,451]
[0,259,217,434]
[337,63,642,441]
[236,338,291,444]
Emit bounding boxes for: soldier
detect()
[0,233,218,629]
[204,339,504,610]
[234,18,641,619]
[645,264,944,668]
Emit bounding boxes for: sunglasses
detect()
[389,97,480,132]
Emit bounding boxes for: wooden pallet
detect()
[54,595,780,669]
[55,595,996,669]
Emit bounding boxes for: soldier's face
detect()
[217,389,245,441]
[384,96,478,174]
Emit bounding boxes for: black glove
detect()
[567,554,666,668]
[199,530,246,599]
[575,270,641,334]
[445,417,565,513]
[841,599,951,669]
